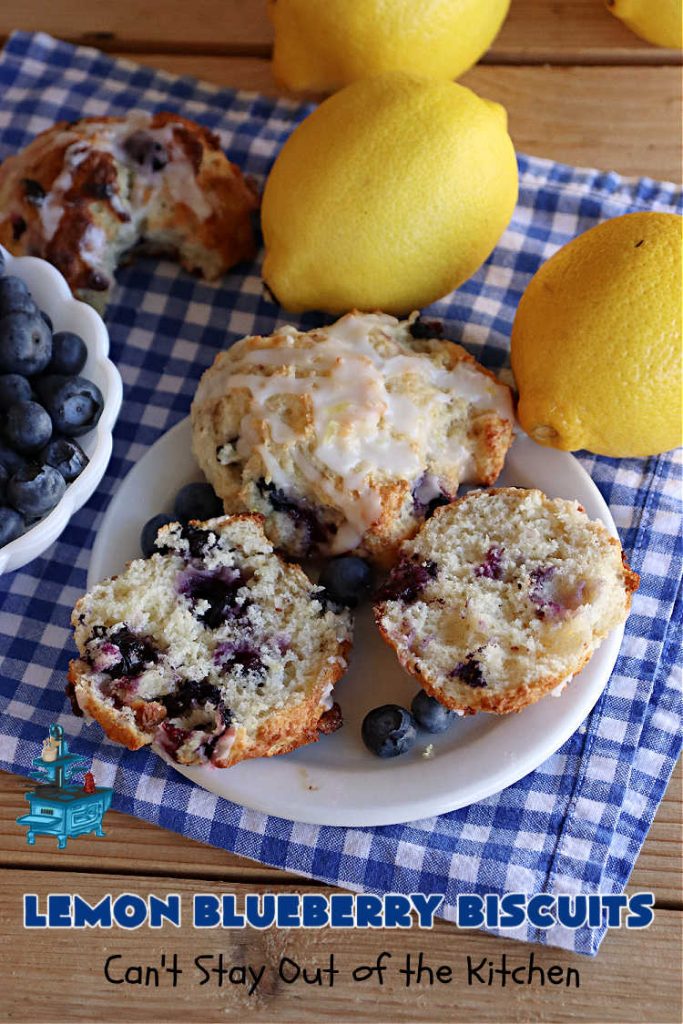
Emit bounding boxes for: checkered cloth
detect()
[0,32,680,956]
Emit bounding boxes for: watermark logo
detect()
[16,724,113,849]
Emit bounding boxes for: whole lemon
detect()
[511,212,683,458]
[261,72,518,315]
[269,0,511,93]
[606,0,683,49]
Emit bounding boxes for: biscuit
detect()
[374,488,639,714]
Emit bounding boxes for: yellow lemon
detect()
[510,212,683,458]
[261,72,518,315]
[269,0,511,93]
[606,0,683,49]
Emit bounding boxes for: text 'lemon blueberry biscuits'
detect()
[191,311,514,564]
[69,515,352,767]
[0,112,258,310]
[374,488,639,714]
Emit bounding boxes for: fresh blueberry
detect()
[40,310,53,332]
[40,436,89,482]
[7,463,66,519]
[361,704,417,758]
[48,331,87,375]
[0,311,52,376]
[140,512,175,557]
[0,373,32,409]
[35,374,103,437]
[0,462,7,503]
[0,506,24,547]
[173,481,223,523]
[411,690,458,733]
[318,556,372,608]
[0,440,27,475]
[0,276,35,317]
[4,400,52,455]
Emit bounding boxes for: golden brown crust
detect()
[0,112,258,303]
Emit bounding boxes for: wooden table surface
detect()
[0,4,681,1022]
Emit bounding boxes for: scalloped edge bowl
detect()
[0,246,123,574]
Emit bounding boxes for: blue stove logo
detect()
[16,724,113,849]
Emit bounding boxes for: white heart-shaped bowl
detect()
[0,246,123,574]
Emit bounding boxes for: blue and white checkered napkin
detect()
[0,32,680,956]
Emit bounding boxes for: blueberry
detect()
[375,556,438,604]
[35,374,103,437]
[40,437,89,482]
[173,481,223,523]
[451,656,487,688]
[104,626,159,680]
[361,704,417,758]
[40,310,53,332]
[0,276,34,317]
[256,478,327,553]
[0,373,32,409]
[7,463,66,519]
[411,690,458,733]
[4,400,52,455]
[180,523,216,559]
[0,463,7,503]
[0,506,24,547]
[140,512,175,557]
[214,641,265,679]
[409,318,444,340]
[475,544,505,580]
[163,678,225,720]
[177,564,248,629]
[0,440,26,475]
[0,311,52,375]
[318,556,372,608]
[48,331,87,375]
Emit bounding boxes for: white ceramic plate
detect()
[89,417,624,826]
[0,246,123,574]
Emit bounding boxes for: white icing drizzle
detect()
[196,313,514,550]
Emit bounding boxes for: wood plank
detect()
[113,56,682,182]
[1,0,682,64]
[2,762,681,903]
[0,868,680,1023]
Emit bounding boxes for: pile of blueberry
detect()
[0,260,104,548]
[362,691,460,758]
